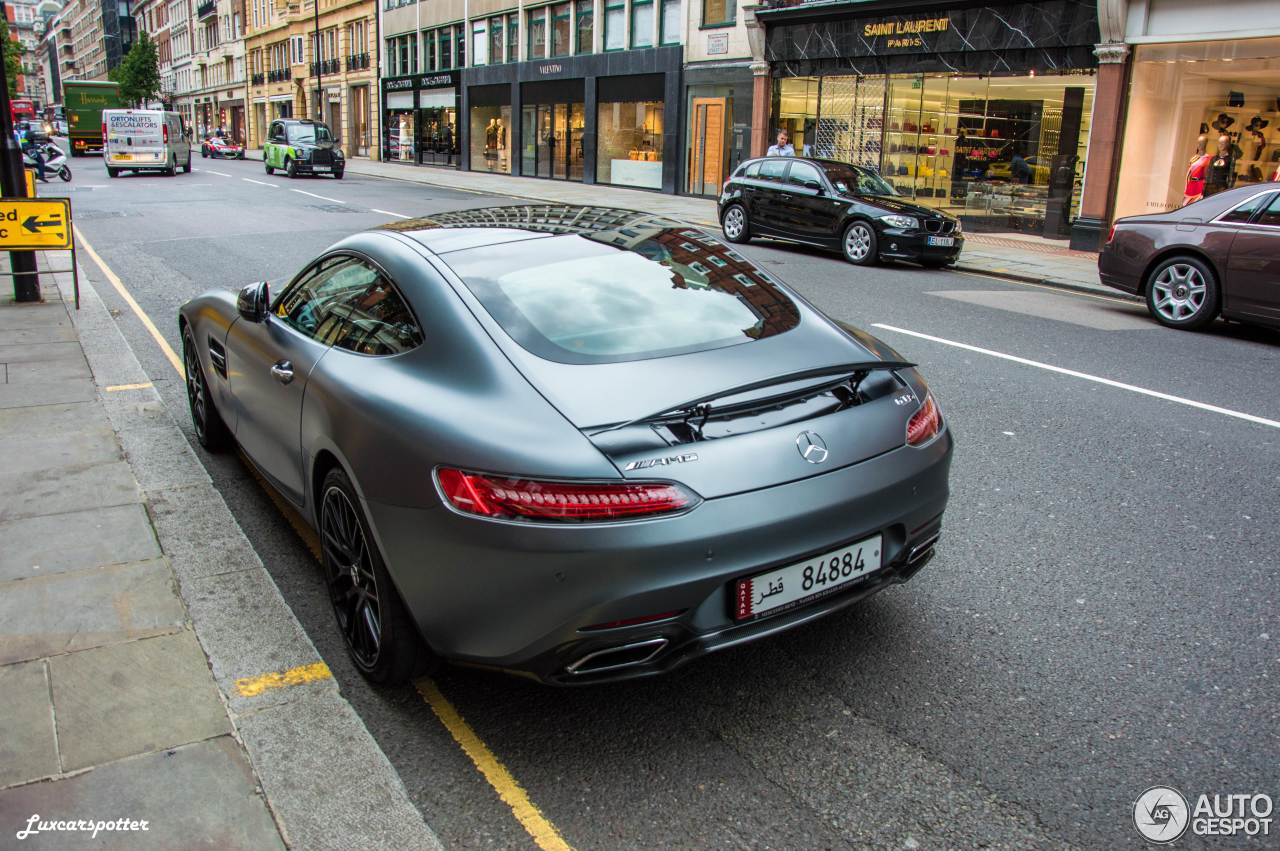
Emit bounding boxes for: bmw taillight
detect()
[436,468,697,522]
[906,394,942,446]
[1106,223,1117,244]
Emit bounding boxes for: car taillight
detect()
[101,122,106,141]
[906,394,942,447]
[1106,223,1116,244]
[163,123,168,143]
[436,468,697,522]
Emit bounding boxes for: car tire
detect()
[721,203,750,243]
[319,466,436,685]
[106,167,118,178]
[181,158,191,174]
[182,329,231,452]
[164,156,176,177]
[1145,255,1220,330]
[285,158,297,179]
[842,220,879,266]
[201,147,208,158]
[264,161,273,175]
[333,168,344,180]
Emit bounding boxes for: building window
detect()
[604,0,624,50]
[660,0,679,44]
[440,27,451,69]
[507,13,519,61]
[527,7,547,60]
[473,22,487,65]
[631,0,653,48]
[489,17,503,63]
[575,0,593,54]
[551,3,571,57]
[598,98,663,188]
[426,30,436,71]
[290,34,303,65]
[456,23,465,67]
[702,0,731,27]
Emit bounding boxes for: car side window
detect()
[1254,193,1280,228]
[274,256,379,345]
[1219,192,1273,224]
[270,123,284,143]
[741,161,760,179]
[758,159,788,183]
[787,162,824,191]
[329,275,424,357]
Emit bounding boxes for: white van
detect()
[103,110,191,177]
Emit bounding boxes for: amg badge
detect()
[624,452,699,471]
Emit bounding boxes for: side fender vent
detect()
[208,337,227,379]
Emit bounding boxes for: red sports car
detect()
[201,135,245,159]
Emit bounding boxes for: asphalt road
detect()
[52,151,1279,850]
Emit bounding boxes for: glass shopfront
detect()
[761,0,1101,237]
[382,73,462,167]
[384,90,416,162]
[521,80,585,181]
[1114,37,1280,219]
[418,90,458,166]
[776,73,1095,235]
[597,74,665,189]
[470,84,513,174]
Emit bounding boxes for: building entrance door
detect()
[522,101,584,180]
[689,97,727,196]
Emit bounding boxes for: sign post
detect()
[0,3,40,302]
[0,198,79,308]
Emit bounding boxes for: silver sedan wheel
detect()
[1151,263,1207,322]
[723,206,746,240]
[845,223,873,262]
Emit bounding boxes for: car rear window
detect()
[443,227,800,364]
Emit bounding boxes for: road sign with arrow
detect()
[0,198,72,250]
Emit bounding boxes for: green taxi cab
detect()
[263,118,345,179]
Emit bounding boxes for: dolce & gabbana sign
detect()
[385,77,414,91]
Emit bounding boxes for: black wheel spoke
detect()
[321,485,382,668]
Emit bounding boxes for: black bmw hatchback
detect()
[719,157,963,268]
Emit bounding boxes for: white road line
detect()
[291,188,345,203]
[201,168,232,177]
[371,208,411,219]
[872,323,1280,431]
[243,177,278,187]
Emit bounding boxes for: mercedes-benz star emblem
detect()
[796,431,829,464]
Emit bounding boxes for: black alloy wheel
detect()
[182,329,229,450]
[264,161,274,175]
[319,468,432,684]
[285,158,298,179]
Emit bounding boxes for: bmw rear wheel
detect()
[320,467,433,684]
[721,203,750,243]
[842,221,879,266]
[182,329,230,451]
[1146,256,1220,330]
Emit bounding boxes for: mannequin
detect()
[1183,135,1211,206]
[1204,134,1234,197]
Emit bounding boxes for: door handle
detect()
[779,193,792,201]
[270,360,294,384]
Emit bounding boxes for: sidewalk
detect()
[0,255,440,849]
[240,148,1124,301]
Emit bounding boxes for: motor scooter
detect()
[22,141,72,183]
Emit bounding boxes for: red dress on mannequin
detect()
[1184,154,1211,204]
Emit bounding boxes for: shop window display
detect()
[386,109,415,161]
[598,100,663,189]
[1115,37,1280,219]
[471,105,512,174]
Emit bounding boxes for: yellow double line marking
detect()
[75,226,574,851]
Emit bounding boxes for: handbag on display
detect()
[1228,91,1245,107]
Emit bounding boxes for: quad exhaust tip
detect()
[567,638,669,676]
[907,533,940,566]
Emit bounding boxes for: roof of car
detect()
[374,205,687,254]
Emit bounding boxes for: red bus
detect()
[10,99,35,125]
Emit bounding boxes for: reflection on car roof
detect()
[377,205,686,253]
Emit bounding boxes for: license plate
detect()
[733,534,883,621]
[312,166,331,172]
[927,236,955,247]
[114,153,132,161]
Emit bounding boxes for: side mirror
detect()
[237,281,270,322]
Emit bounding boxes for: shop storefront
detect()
[1113,36,1280,219]
[683,62,753,197]
[461,46,681,192]
[760,1,1101,237]
[381,71,461,167]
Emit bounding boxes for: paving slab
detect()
[0,377,96,409]
[0,341,85,363]
[0,737,285,850]
[147,482,264,582]
[0,459,141,522]
[0,400,110,434]
[0,425,120,476]
[3,358,93,383]
[235,689,442,851]
[0,503,161,582]
[0,325,78,345]
[0,559,186,666]
[0,302,70,330]
[113,421,212,492]
[0,660,59,788]
[184,566,334,712]
[49,631,231,772]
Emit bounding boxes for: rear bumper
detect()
[1098,246,1143,295]
[366,429,953,684]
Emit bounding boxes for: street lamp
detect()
[313,0,321,121]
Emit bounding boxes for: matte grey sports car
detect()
[179,205,953,685]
